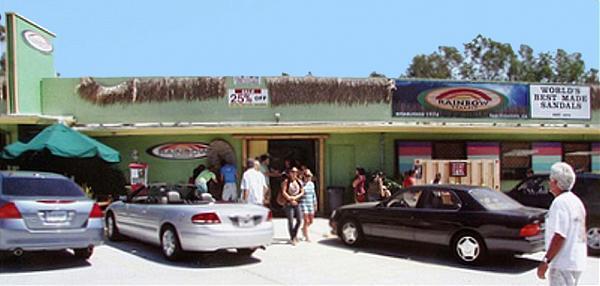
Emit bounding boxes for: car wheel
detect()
[73,247,94,260]
[236,248,257,257]
[161,226,183,261]
[452,232,487,265]
[587,226,600,255]
[338,219,364,246]
[106,212,123,241]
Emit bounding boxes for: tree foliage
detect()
[405,34,598,84]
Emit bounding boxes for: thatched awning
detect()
[77,77,226,105]
[265,77,393,106]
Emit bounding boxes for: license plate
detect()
[45,210,68,223]
[237,218,254,228]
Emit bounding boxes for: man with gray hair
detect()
[537,162,587,286]
[240,159,269,206]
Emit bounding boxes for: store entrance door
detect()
[239,135,328,214]
[267,140,316,210]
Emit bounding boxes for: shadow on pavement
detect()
[0,250,91,273]
[318,238,540,274]
[104,239,261,268]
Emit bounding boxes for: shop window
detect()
[563,143,591,172]
[501,142,531,180]
[433,142,465,160]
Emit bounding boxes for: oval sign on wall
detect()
[147,143,209,160]
[419,87,507,113]
[22,30,54,54]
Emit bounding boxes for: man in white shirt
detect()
[537,162,587,286]
[241,159,269,206]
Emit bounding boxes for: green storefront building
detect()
[2,13,599,211]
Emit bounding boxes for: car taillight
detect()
[267,211,272,221]
[89,203,104,218]
[191,212,221,224]
[0,202,22,219]
[520,223,541,237]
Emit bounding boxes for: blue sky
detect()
[2,0,598,78]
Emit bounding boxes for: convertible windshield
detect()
[470,188,522,210]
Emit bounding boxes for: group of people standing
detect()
[190,155,318,245]
[352,168,392,203]
[243,155,318,245]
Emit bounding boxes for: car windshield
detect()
[470,188,522,210]
[1,177,85,197]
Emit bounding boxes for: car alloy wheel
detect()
[106,216,115,237]
[162,230,176,257]
[341,221,359,245]
[587,227,600,251]
[106,213,122,241]
[456,236,480,262]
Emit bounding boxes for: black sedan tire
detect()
[451,232,487,265]
[236,248,257,257]
[587,226,600,256]
[338,219,364,246]
[106,212,123,241]
[161,226,183,261]
[73,247,94,260]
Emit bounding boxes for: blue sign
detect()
[392,80,529,118]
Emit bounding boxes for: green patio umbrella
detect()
[1,124,120,163]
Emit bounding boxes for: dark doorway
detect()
[266,139,317,213]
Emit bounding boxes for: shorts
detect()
[549,268,582,286]
[196,179,208,194]
[222,182,238,201]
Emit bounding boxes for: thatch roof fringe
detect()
[266,77,393,106]
[77,77,225,105]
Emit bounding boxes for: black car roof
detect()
[405,184,490,192]
[525,173,600,180]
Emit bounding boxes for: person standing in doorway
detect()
[352,167,367,203]
[259,154,280,201]
[300,169,317,242]
[281,167,304,245]
[220,162,238,202]
[241,159,269,206]
[537,162,587,286]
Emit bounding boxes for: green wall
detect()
[95,134,241,184]
[41,77,600,125]
[41,78,389,124]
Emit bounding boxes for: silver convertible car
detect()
[105,184,273,261]
[0,171,104,260]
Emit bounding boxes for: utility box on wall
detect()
[414,159,501,191]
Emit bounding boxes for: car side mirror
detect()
[119,195,128,202]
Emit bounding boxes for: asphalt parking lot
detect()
[1,218,599,285]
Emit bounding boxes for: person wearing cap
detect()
[241,159,269,206]
[537,162,587,285]
[299,169,317,242]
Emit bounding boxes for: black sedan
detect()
[330,185,546,265]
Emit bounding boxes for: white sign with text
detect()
[530,85,590,119]
[228,88,269,106]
